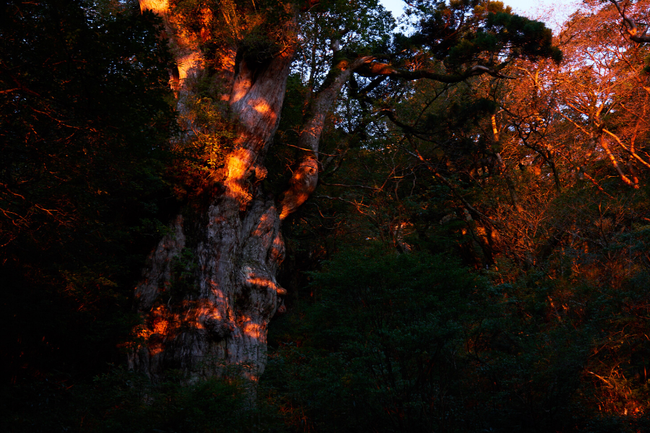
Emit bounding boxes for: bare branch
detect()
[602,128,650,169]
[404,144,496,226]
[609,0,650,43]
[319,181,381,191]
[599,133,639,188]
[285,143,339,157]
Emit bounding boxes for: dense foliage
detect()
[266,1,650,432]
[6,368,274,433]
[1,0,177,382]
[266,247,493,432]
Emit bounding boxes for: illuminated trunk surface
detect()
[129,0,295,381]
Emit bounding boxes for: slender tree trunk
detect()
[129,0,296,382]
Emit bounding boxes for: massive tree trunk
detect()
[129,0,378,383]
[129,0,297,382]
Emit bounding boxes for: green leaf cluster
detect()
[407,0,562,69]
[6,367,276,433]
[265,245,494,432]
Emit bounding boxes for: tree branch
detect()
[279,55,374,221]
[609,0,650,43]
[599,133,639,188]
[405,144,496,226]
[602,128,650,170]
[319,181,381,191]
[356,62,512,83]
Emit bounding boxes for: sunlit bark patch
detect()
[280,157,319,220]
[251,99,275,122]
[242,265,287,295]
[242,322,264,340]
[231,75,253,105]
[224,148,256,206]
[139,0,168,14]
[246,276,287,295]
[207,279,228,303]
[139,305,177,357]
[177,52,205,83]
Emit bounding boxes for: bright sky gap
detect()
[380,0,582,33]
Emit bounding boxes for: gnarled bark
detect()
[130,0,376,383]
[130,0,295,382]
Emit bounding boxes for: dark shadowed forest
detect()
[3,0,650,431]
